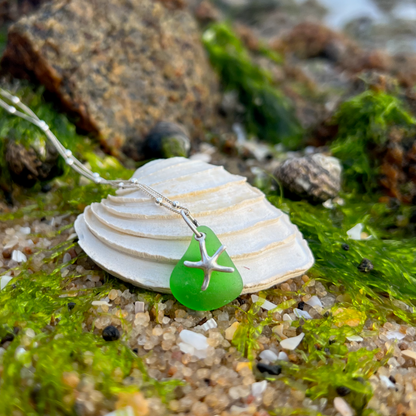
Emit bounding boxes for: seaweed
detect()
[203,22,302,147]
[330,89,415,192]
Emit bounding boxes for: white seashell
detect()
[74,157,314,294]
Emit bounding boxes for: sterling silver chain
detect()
[0,88,202,237]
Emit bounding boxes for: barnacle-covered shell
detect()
[275,153,342,203]
[74,157,314,293]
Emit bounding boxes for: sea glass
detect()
[170,225,243,311]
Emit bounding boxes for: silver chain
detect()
[0,88,202,237]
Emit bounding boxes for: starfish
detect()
[184,233,234,291]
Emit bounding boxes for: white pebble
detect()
[333,397,353,416]
[379,375,396,389]
[26,328,36,338]
[19,227,31,235]
[277,351,289,361]
[294,308,312,320]
[283,313,292,322]
[11,250,27,263]
[305,295,323,308]
[251,380,267,397]
[347,223,363,240]
[135,302,145,314]
[346,335,363,342]
[66,233,78,241]
[201,318,217,331]
[179,330,209,351]
[0,275,13,290]
[401,349,416,361]
[385,330,406,340]
[63,253,71,264]
[92,301,110,306]
[15,346,26,359]
[251,295,276,311]
[259,349,278,362]
[280,333,305,350]
[104,406,135,416]
[178,342,195,356]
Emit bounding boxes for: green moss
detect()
[269,195,416,323]
[330,90,415,192]
[203,22,302,147]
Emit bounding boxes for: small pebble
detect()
[334,397,353,416]
[251,380,267,397]
[305,296,323,308]
[358,258,374,273]
[380,375,396,389]
[0,275,13,290]
[259,349,278,362]
[102,326,120,341]
[297,301,305,310]
[201,318,217,331]
[67,302,76,310]
[336,386,351,396]
[11,250,27,263]
[251,295,277,311]
[342,243,350,251]
[256,363,282,376]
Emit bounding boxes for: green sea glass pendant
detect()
[170,225,243,311]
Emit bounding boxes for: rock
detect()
[346,335,363,342]
[256,363,282,376]
[179,329,209,351]
[357,258,374,273]
[1,0,220,158]
[251,295,277,311]
[5,140,63,188]
[141,122,191,160]
[336,386,351,397]
[259,349,278,362]
[102,325,120,341]
[333,397,353,416]
[225,322,240,341]
[401,349,416,361]
[0,0,45,25]
[251,380,267,397]
[275,153,342,203]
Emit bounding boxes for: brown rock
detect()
[1,0,220,158]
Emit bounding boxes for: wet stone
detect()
[256,363,282,376]
[358,258,374,273]
[102,326,120,342]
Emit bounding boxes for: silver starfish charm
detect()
[184,233,234,291]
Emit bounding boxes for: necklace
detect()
[0,88,243,311]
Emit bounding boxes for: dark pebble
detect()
[132,348,138,354]
[389,375,396,384]
[324,311,330,318]
[41,183,52,193]
[204,378,211,385]
[2,248,12,259]
[358,258,374,273]
[102,325,120,341]
[336,386,351,396]
[329,339,336,345]
[324,347,330,354]
[257,363,282,376]
[296,326,303,335]
[297,301,305,310]
[1,333,14,344]
[67,302,76,311]
[342,243,350,251]
[353,377,365,384]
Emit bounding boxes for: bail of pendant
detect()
[169,225,243,311]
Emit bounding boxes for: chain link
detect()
[0,88,201,237]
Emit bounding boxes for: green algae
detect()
[330,89,415,192]
[203,22,302,147]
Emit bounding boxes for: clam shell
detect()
[74,157,314,293]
